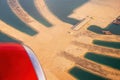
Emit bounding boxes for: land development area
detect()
[0,0,120,80]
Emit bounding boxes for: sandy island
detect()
[0,0,120,80]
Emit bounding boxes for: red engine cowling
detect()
[0,43,45,80]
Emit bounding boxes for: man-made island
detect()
[0,0,120,80]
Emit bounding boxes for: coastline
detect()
[34,0,67,25]
[8,0,49,33]
[0,0,120,80]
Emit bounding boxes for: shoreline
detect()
[0,0,120,80]
[34,0,65,25]
[8,0,49,33]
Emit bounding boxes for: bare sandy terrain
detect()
[0,0,120,80]
[35,0,65,25]
[70,0,120,28]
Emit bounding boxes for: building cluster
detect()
[62,46,120,79]
[72,41,120,55]
[74,30,98,38]
[61,51,120,79]
[113,16,120,25]
[8,0,33,23]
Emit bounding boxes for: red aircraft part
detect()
[0,43,45,80]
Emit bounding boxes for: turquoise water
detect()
[19,0,52,27]
[0,32,20,43]
[69,66,107,80]
[87,24,120,35]
[93,40,120,49]
[105,24,120,35]
[45,0,88,25]
[87,25,103,34]
[85,52,120,70]
[0,0,37,36]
